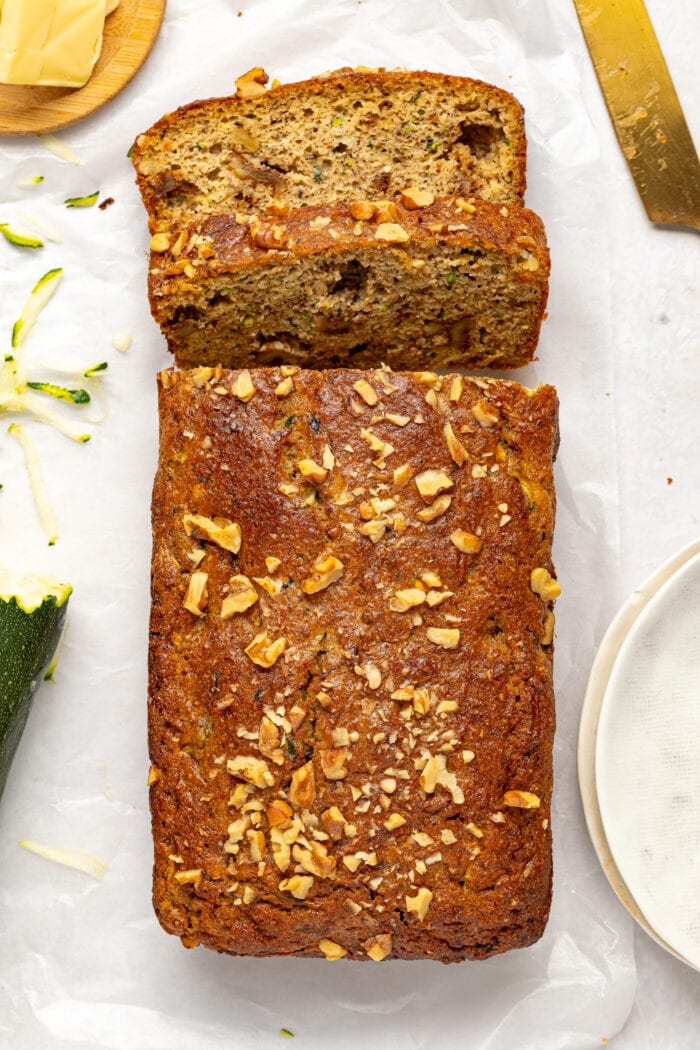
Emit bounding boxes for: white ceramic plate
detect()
[578,539,700,971]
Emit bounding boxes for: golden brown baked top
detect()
[148,197,549,372]
[149,366,559,962]
[132,67,527,231]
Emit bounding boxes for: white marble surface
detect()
[0,0,698,1046]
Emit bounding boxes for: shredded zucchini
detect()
[27,382,90,404]
[8,423,59,545]
[0,223,43,249]
[37,134,82,165]
[64,191,99,208]
[18,840,108,879]
[12,268,63,349]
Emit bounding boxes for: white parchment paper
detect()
[0,0,654,1045]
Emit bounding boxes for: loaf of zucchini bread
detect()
[149,365,559,961]
[133,67,527,231]
[148,197,549,371]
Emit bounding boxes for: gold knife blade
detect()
[573,0,700,231]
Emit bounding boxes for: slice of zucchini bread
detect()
[132,67,527,231]
[147,197,549,371]
[149,365,559,961]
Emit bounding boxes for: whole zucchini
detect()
[0,568,72,800]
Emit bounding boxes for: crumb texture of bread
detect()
[148,198,549,371]
[132,69,527,232]
[149,366,559,962]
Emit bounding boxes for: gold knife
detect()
[573,0,700,231]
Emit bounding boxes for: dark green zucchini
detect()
[0,569,72,800]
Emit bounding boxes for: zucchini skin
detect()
[0,594,68,800]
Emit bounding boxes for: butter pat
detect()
[0,0,119,88]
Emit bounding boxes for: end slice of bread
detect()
[133,68,527,231]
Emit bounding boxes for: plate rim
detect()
[577,537,700,971]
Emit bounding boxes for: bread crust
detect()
[149,366,558,962]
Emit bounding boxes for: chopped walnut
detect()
[301,553,344,594]
[258,716,281,758]
[375,222,410,244]
[183,513,242,554]
[227,755,274,789]
[221,574,258,618]
[234,66,269,99]
[288,761,315,809]
[267,799,293,826]
[450,530,483,555]
[391,587,426,612]
[252,221,287,250]
[443,422,468,466]
[364,934,392,961]
[150,232,172,254]
[530,568,561,601]
[542,609,555,645]
[503,790,541,809]
[293,841,336,878]
[406,887,433,922]
[425,589,453,607]
[412,687,435,716]
[318,938,347,960]
[296,457,328,484]
[471,399,499,428]
[364,663,382,689]
[183,572,208,616]
[353,378,379,405]
[372,200,400,224]
[279,874,313,899]
[253,575,283,597]
[320,748,348,781]
[449,376,463,402]
[359,427,385,453]
[231,369,256,402]
[400,187,434,209]
[383,812,406,831]
[244,632,287,667]
[321,444,335,470]
[393,463,415,488]
[358,519,387,543]
[414,469,453,502]
[225,815,251,850]
[174,868,202,886]
[321,805,347,840]
[426,627,460,649]
[246,829,266,861]
[416,494,452,522]
[350,201,376,220]
[466,822,483,839]
[275,376,294,397]
[419,752,464,803]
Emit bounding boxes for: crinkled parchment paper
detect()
[0,1,642,1046]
